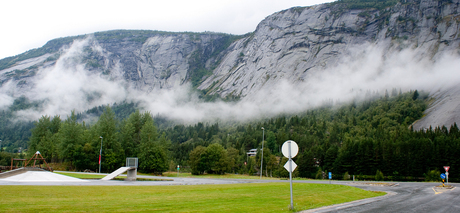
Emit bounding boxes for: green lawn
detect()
[55,172,172,181]
[0,183,384,212]
[55,172,106,179]
[57,171,311,181]
[162,172,281,180]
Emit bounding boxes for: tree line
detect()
[4,90,459,181]
[162,90,458,181]
[27,109,169,174]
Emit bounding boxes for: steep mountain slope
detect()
[0,31,240,93]
[198,0,460,129]
[0,0,459,129]
[200,0,460,97]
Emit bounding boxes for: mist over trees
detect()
[3,90,459,181]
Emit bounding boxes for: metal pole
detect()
[99,136,103,173]
[0,140,2,152]
[289,141,294,210]
[260,127,264,179]
[447,172,449,185]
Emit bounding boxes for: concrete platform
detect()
[0,171,87,182]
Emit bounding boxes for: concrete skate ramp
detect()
[101,167,133,180]
[0,171,86,182]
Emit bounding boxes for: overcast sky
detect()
[0,0,334,60]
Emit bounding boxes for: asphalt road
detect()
[1,171,459,212]
[299,181,459,213]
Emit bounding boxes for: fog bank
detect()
[1,39,459,124]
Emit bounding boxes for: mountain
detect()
[1,0,460,129]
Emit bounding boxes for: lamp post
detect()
[260,127,264,179]
[99,136,103,173]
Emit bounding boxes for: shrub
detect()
[375,170,384,181]
[343,171,351,180]
[315,168,323,179]
[424,170,441,182]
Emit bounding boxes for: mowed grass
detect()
[0,183,384,212]
[162,172,281,180]
[55,172,172,181]
[55,172,106,179]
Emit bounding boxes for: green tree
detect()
[424,170,441,182]
[138,143,167,174]
[138,118,167,174]
[81,125,100,171]
[266,154,278,177]
[412,90,419,100]
[97,106,123,172]
[29,115,58,162]
[59,111,84,168]
[375,170,384,181]
[120,120,136,157]
[298,149,317,178]
[266,131,277,153]
[189,146,207,175]
[323,145,338,172]
[343,171,351,180]
[205,143,228,174]
[227,147,239,173]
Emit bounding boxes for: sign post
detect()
[282,140,299,210]
[444,166,450,185]
[177,165,180,176]
[99,136,103,173]
[329,172,332,184]
[441,173,446,187]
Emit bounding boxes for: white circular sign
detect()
[282,140,299,158]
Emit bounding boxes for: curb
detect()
[432,186,456,195]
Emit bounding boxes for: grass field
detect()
[162,171,282,180]
[0,183,384,212]
[55,172,106,179]
[57,171,287,180]
[55,172,172,181]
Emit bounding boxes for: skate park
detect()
[0,154,252,186]
[1,152,459,212]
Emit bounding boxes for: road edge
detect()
[298,190,396,213]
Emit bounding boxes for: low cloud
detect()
[2,39,460,124]
[138,43,460,124]
[11,38,128,121]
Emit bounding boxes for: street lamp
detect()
[99,136,103,173]
[260,127,264,179]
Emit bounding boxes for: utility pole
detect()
[99,136,103,173]
[260,127,264,179]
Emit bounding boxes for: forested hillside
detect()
[3,90,457,181]
[0,97,38,152]
[2,0,460,180]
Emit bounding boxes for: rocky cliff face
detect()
[1,0,460,128]
[199,0,460,98]
[0,31,237,95]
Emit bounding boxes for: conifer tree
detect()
[97,106,123,172]
[138,118,167,174]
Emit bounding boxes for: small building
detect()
[247,149,257,157]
